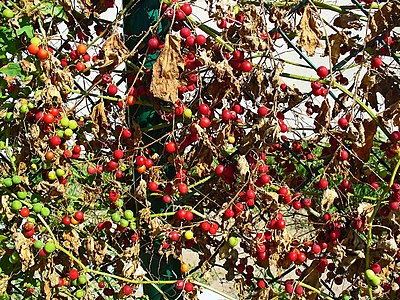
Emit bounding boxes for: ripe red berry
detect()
[195,35,206,46]
[28,44,39,55]
[49,136,62,147]
[20,207,30,218]
[181,3,192,15]
[339,150,349,161]
[180,27,191,39]
[390,131,400,143]
[175,280,184,290]
[165,141,177,153]
[107,84,118,96]
[63,216,71,226]
[338,117,348,129]
[257,106,269,117]
[76,62,85,72]
[184,282,194,292]
[200,221,211,232]
[148,37,159,49]
[318,179,329,189]
[122,285,132,295]
[109,190,119,201]
[114,149,124,160]
[371,57,382,69]
[316,66,329,78]
[241,60,252,72]
[69,269,79,280]
[178,183,188,195]
[199,117,211,128]
[74,211,84,222]
[43,113,55,124]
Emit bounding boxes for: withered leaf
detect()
[1,195,14,221]
[299,260,322,300]
[90,102,108,137]
[237,155,250,182]
[86,236,107,267]
[334,13,362,29]
[150,35,184,102]
[62,229,80,255]
[314,99,331,132]
[326,33,350,65]
[381,102,400,127]
[97,33,129,72]
[352,119,377,162]
[369,2,400,37]
[0,274,9,295]
[297,5,323,56]
[13,232,34,271]
[321,188,338,211]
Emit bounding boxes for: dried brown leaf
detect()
[0,274,9,295]
[297,6,323,56]
[321,188,338,211]
[150,35,184,102]
[62,229,80,255]
[1,195,14,221]
[314,99,330,132]
[299,260,321,300]
[97,33,129,73]
[369,2,400,37]
[237,155,250,182]
[13,232,34,271]
[334,13,362,29]
[352,119,377,162]
[90,102,109,137]
[326,33,349,65]
[86,236,107,267]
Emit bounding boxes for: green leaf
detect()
[17,18,34,38]
[42,3,68,21]
[0,63,22,76]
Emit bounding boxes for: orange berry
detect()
[77,44,87,55]
[27,44,39,55]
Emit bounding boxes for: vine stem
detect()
[192,280,238,300]
[365,152,400,299]
[298,282,334,300]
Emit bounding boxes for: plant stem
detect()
[193,280,238,300]
[298,282,334,300]
[365,153,400,299]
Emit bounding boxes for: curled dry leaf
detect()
[299,260,322,300]
[381,102,400,127]
[237,155,250,183]
[357,202,374,224]
[297,5,323,56]
[321,188,338,211]
[334,13,362,29]
[314,99,331,132]
[239,5,270,51]
[13,232,35,272]
[98,33,129,72]
[326,33,350,65]
[352,119,377,162]
[150,34,185,102]
[0,274,9,296]
[62,229,80,255]
[1,195,14,221]
[369,2,400,37]
[90,101,109,137]
[86,236,107,267]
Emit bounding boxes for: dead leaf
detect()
[299,260,322,300]
[1,195,14,221]
[237,155,250,182]
[86,237,107,267]
[357,202,374,223]
[150,35,184,102]
[314,99,330,132]
[326,33,350,65]
[90,102,109,137]
[297,5,323,56]
[381,102,400,127]
[334,13,362,29]
[369,2,400,37]
[97,33,129,73]
[20,60,36,74]
[62,229,80,255]
[352,119,377,162]
[321,188,338,211]
[0,274,9,295]
[13,232,34,271]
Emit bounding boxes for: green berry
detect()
[30,37,41,46]
[77,275,87,285]
[9,251,20,264]
[115,199,123,208]
[228,236,239,247]
[48,171,57,181]
[60,117,70,127]
[3,178,13,187]
[184,230,194,240]
[33,240,43,249]
[33,203,43,213]
[68,120,78,130]
[64,128,73,137]
[365,269,375,280]
[41,207,50,217]
[111,212,121,223]
[17,191,27,200]
[12,175,21,185]
[370,275,381,286]
[183,108,192,118]
[119,218,129,228]
[75,289,85,298]
[11,200,22,211]
[2,8,14,19]
[20,104,29,114]
[44,242,56,253]
[56,168,65,177]
[124,210,134,220]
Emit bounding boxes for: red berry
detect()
[316,66,329,78]
[114,149,124,160]
[170,230,180,241]
[318,179,329,189]
[178,183,188,195]
[98,281,105,288]
[370,263,381,274]
[338,117,348,129]
[69,269,79,280]
[175,280,185,290]
[180,27,191,39]
[62,216,71,226]
[122,285,133,295]
[181,3,192,15]
[257,106,269,117]
[195,35,206,46]
[148,37,159,50]
[371,57,382,69]
[241,60,252,72]
[74,211,84,221]
[109,190,119,201]
[165,141,177,153]
[28,44,39,55]
[200,221,211,232]
[176,209,187,220]
[49,136,62,147]
[184,282,194,292]
[107,84,118,96]
[20,207,30,218]
[43,113,55,124]
[199,117,211,128]
[76,62,85,72]
[390,131,400,143]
